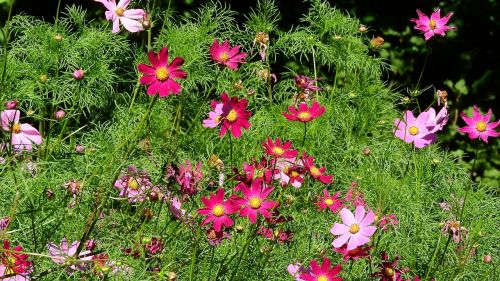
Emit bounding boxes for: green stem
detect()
[435,234,452,275]
[229,133,233,168]
[159,0,172,39]
[424,233,442,280]
[189,227,201,280]
[207,246,215,281]
[229,227,256,281]
[414,43,431,92]
[458,145,479,224]
[301,122,307,148]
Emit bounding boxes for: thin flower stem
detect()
[312,46,318,97]
[189,227,201,280]
[54,0,62,31]
[207,246,215,281]
[229,225,257,281]
[414,42,431,92]
[435,234,452,275]
[424,233,442,280]
[301,122,307,148]
[159,0,172,39]
[229,133,234,168]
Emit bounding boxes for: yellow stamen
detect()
[128,177,139,190]
[476,121,487,132]
[317,275,329,281]
[219,52,230,62]
[115,7,125,16]
[298,111,311,121]
[226,109,238,122]
[249,197,262,209]
[349,223,360,234]
[324,198,334,206]
[290,171,299,177]
[408,126,419,136]
[155,67,169,81]
[310,166,321,177]
[12,123,21,134]
[429,19,437,30]
[383,267,394,276]
[212,204,225,217]
[272,147,284,156]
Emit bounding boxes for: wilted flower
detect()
[210,39,247,70]
[0,240,33,281]
[331,205,377,250]
[483,254,492,264]
[294,75,321,94]
[72,69,85,80]
[333,244,372,263]
[411,8,455,41]
[370,36,384,48]
[442,220,468,243]
[95,0,146,33]
[372,252,408,281]
[114,166,152,203]
[436,90,448,107]
[359,24,367,33]
[138,47,187,97]
[143,237,163,255]
[169,196,186,220]
[345,182,366,207]
[64,179,82,196]
[253,32,269,61]
[75,144,85,154]
[176,160,203,197]
[1,110,42,152]
[0,217,9,231]
[206,228,231,246]
[4,100,17,110]
[457,106,499,143]
[85,240,97,251]
[257,227,293,244]
[378,214,398,231]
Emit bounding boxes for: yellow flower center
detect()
[383,267,394,276]
[317,275,329,281]
[11,123,21,134]
[272,147,284,156]
[254,169,264,178]
[324,198,334,206]
[298,111,311,121]
[408,126,419,136]
[219,52,230,62]
[310,166,321,177]
[475,121,487,132]
[290,171,299,177]
[212,204,225,217]
[349,223,360,234]
[226,109,238,122]
[128,177,139,190]
[429,19,437,30]
[214,115,221,123]
[6,256,17,266]
[155,67,169,81]
[249,197,262,209]
[115,7,125,16]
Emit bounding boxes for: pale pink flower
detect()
[425,107,448,133]
[203,103,223,128]
[411,8,455,41]
[95,0,146,33]
[394,111,436,148]
[1,110,42,152]
[287,263,310,281]
[331,205,377,250]
[0,217,9,231]
[274,157,304,188]
[47,239,93,273]
[458,106,499,143]
[169,196,186,220]
[72,69,85,80]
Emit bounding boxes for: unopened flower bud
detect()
[39,74,48,83]
[142,208,154,221]
[142,20,151,30]
[85,240,97,251]
[483,254,492,264]
[54,34,63,42]
[359,24,367,33]
[73,69,85,80]
[26,109,35,116]
[167,272,177,281]
[363,147,371,156]
[75,144,85,154]
[5,100,18,109]
[235,225,245,233]
[370,36,384,48]
[55,110,66,120]
[149,191,159,201]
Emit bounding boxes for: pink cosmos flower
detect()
[333,245,372,263]
[95,0,146,33]
[209,39,247,70]
[331,205,377,250]
[232,181,277,224]
[5,100,17,109]
[242,157,276,184]
[457,106,499,143]
[1,110,42,152]
[302,153,333,184]
[47,239,93,272]
[0,217,9,231]
[197,188,240,231]
[176,160,203,197]
[169,196,186,220]
[394,111,436,148]
[212,93,251,138]
[262,137,298,159]
[138,47,187,97]
[294,75,321,93]
[0,240,32,281]
[411,8,455,41]
[316,189,343,213]
[372,252,407,281]
[378,214,399,231]
[203,103,223,128]
[299,257,342,281]
[114,166,152,203]
[288,263,310,281]
[425,107,448,133]
[274,157,304,188]
[283,102,325,123]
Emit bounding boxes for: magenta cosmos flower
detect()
[372,252,407,281]
[138,47,187,97]
[294,75,321,94]
[331,205,377,250]
[411,8,455,41]
[95,0,146,33]
[302,153,333,184]
[47,238,93,272]
[0,240,33,281]
[1,110,42,152]
[197,188,240,231]
[458,106,499,143]
[316,189,343,213]
[262,137,298,159]
[274,157,304,188]
[283,102,325,123]
[207,93,251,138]
[333,245,372,263]
[394,111,436,148]
[232,181,277,224]
[299,257,342,281]
[210,39,247,70]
